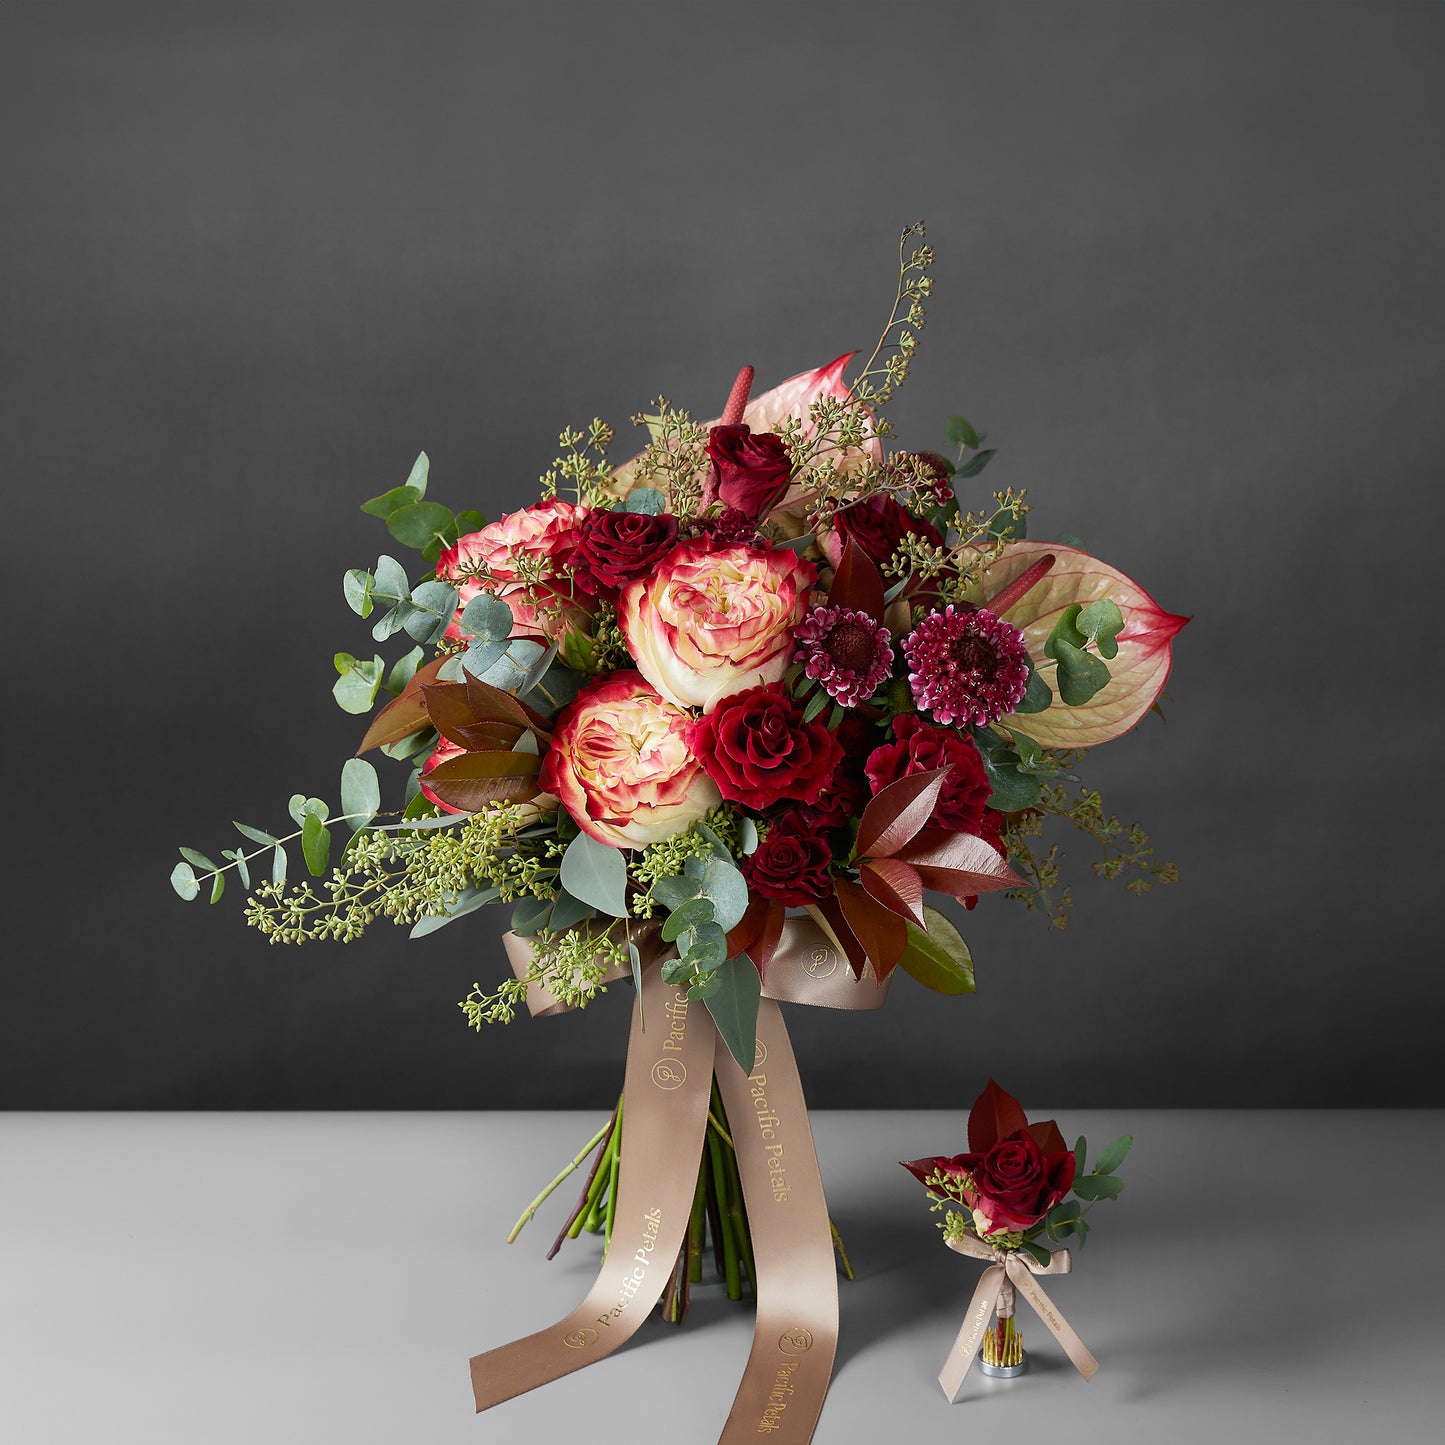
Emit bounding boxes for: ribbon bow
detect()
[938,1232,1098,1401]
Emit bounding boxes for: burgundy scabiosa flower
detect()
[902,605,1030,727]
[792,605,895,707]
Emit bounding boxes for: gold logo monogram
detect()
[778,1327,814,1353]
[562,1327,597,1349]
[650,1059,687,1090]
[802,947,837,980]
[753,1038,768,1070]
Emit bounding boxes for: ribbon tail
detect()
[938,1265,1006,1402]
[467,961,713,1411]
[1007,1260,1099,1382]
[712,998,839,1443]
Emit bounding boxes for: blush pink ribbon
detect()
[468,920,889,1443]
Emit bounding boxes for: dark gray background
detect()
[3,1,1440,1109]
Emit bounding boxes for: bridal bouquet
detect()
[172,227,1183,1438]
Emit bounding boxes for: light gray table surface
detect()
[2,1110,1442,1444]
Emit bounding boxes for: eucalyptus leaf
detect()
[343,568,375,618]
[301,811,331,877]
[1019,1239,1052,1269]
[979,755,1042,812]
[697,856,749,932]
[387,646,424,694]
[705,956,762,1073]
[227,850,251,890]
[371,605,411,643]
[548,888,596,931]
[360,484,421,520]
[738,817,759,855]
[621,487,665,515]
[955,447,996,479]
[340,757,380,827]
[233,821,277,846]
[660,896,716,941]
[650,874,702,911]
[170,862,199,901]
[458,593,514,644]
[454,508,485,534]
[559,831,629,917]
[409,885,502,937]
[288,795,328,826]
[332,655,385,714]
[1076,598,1125,661]
[461,637,511,679]
[945,415,980,450]
[680,920,728,969]
[1053,639,1111,707]
[1013,666,1053,715]
[271,844,287,886]
[511,895,553,937]
[179,847,217,872]
[1093,1135,1133,1175]
[1071,1174,1125,1202]
[209,870,225,904]
[388,501,455,552]
[402,451,429,497]
[372,555,412,607]
[1074,1135,1088,1177]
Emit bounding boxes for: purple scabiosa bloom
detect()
[902,605,1030,727]
[793,605,895,707]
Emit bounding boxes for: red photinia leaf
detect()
[804,897,871,980]
[419,749,542,813]
[860,857,926,927]
[1028,1118,1068,1157]
[855,767,950,860]
[463,671,552,737]
[900,1156,955,1191]
[828,538,886,623]
[981,552,1055,619]
[833,876,909,980]
[747,898,788,980]
[982,540,1189,748]
[896,829,1024,898]
[422,683,527,752]
[726,894,770,961]
[355,656,450,754]
[969,1078,1028,1153]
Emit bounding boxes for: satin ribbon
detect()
[470,921,882,1441]
[938,1233,1099,1401]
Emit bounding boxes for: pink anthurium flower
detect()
[982,540,1188,748]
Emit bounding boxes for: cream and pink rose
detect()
[538,672,721,849]
[618,540,816,712]
[438,500,589,642]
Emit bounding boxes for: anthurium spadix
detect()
[983,541,1188,749]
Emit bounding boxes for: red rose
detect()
[742,811,834,905]
[864,715,991,834]
[821,494,942,569]
[573,510,679,596]
[706,426,793,519]
[686,684,842,810]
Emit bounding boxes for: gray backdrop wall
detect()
[3,1,1440,1109]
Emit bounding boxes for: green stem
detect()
[706,1124,741,1300]
[508,1114,614,1243]
[688,1166,707,1284]
[602,1095,623,1253]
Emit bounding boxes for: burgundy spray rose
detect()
[685,683,842,810]
[573,509,679,596]
[821,494,943,569]
[864,715,991,835]
[705,425,793,519]
[741,811,834,905]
